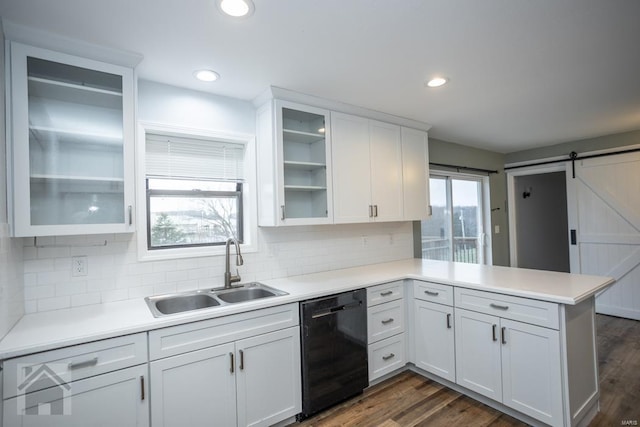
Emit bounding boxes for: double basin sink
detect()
[145,282,288,317]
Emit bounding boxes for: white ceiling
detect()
[1,0,640,153]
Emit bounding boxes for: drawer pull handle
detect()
[490,303,509,310]
[492,324,498,341]
[230,352,235,373]
[501,326,507,344]
[67,356,98,370]
[446,313,452,329]
[380,291,393,296]
[381,318,394,325]
[424,290,439,297]
[140,376,145,401]
[382,353,395,361]
[239,349,245,370]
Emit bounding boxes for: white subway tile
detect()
[37,296,71,312]
[55,281,87,297]
[71,293,101,307]
[101,289,129,303]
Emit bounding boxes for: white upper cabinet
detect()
[256,100,332,226]
[401,127,431,220]
[7,42,135,236]
[331,112,404,223]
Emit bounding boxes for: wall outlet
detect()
[494,225,500,234]
[361,236,368,246]
[388,234,394,245]
[72,256,88,277]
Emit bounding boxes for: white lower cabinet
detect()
[367,282,406,382]
[455,308,563,426]
[413,300,455,383]
[149,303,301,427]
[150,342,237,427]
[2,333,148,427]
[4,364,148,427]
[235,328,302,427]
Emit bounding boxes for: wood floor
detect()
[292,314,640,427]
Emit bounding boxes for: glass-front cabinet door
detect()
[276,101,333,225]
[8,43,135,236]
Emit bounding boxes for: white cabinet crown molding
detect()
[2,19,143,67]
[253,86,432,132]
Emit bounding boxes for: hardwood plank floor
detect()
[292,314,640,427]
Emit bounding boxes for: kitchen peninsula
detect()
[0,259,614,427]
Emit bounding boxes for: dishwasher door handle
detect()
[311,301,362,319]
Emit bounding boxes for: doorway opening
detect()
[508,167,570,272]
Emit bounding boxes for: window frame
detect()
[146,180,244,250]
[136,122,257,262]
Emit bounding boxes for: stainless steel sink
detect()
[146,291,220,317]
[145,282,287,317]
[215,282,287,303]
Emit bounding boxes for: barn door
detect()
[567,151,640,320]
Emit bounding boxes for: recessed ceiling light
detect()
[194,69,220,82]
[425,77,449,88]
[217,0,255,17]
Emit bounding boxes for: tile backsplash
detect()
[0,223,24,336]
[23,222,413,313]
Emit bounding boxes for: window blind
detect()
[146,133,245,181]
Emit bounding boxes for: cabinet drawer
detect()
[454,288,559,329]
[149,303,299,360]
[414,281,453,306]
[368,300,405,343]
[367,281,404,306]
[368,334,406,381]
[2,333,147,399]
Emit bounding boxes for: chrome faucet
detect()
[224,237,243,288]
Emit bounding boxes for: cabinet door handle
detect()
[280,205,285,220]
[380,291,393,296]
[369,205,374,218]
[239,350,245,370]
[446,313,452,329]
[229,352,235,373]
[374,205,378,217]
[492,324,498,341]
[490,303,509,311]
[381,318,394,325]
[501,327,507,344]
[382,353,395,361]
[128,205,133,225]
[140,375,145,401]
[68,356,98,370]
[424,290,439,297]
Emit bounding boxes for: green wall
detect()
[505,130,640,164]
[415,138,509,266]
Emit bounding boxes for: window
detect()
[147,179,242,249]
[421,173,490,264]
[136,124,255,261]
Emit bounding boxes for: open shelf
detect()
[29,76,122,109]
[30,174,125,183]
[30,125,123,147]
[283,128,325,144]
[283,161,326,171]
[284,185,327,192]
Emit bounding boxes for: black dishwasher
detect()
[299,289,368,419]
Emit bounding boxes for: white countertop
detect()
[0,259,614,360]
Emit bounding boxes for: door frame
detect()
[506,163,568,268]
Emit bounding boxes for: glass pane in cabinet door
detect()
[281,108,328,219]
[26,57,125,225]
